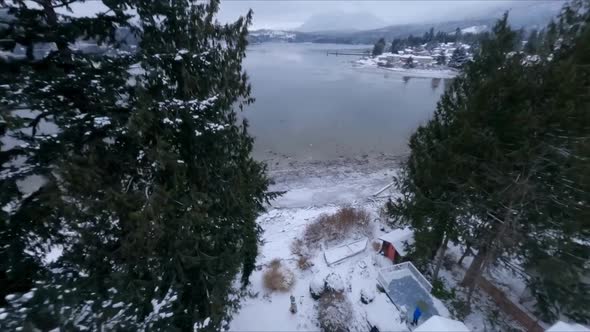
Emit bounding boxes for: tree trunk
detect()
[462,200,514,303]
[462,246,489,304]
[432,235,449,281]
[460,246,487,289]
[458,244,472,266]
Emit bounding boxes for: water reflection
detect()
[243,43,445,160]
[431,78,441,91]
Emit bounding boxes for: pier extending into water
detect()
[327,50,370,56]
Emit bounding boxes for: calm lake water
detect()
[242,43,448,161]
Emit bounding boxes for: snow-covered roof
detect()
[461,25,488,34]
[546,321,590,332]
[378,228,414,256]
[414,315,470,332]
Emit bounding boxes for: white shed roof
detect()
[378,228,414,256]
[414,315,470,332]
[546,321,590,332]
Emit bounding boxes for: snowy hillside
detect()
[249,30,297,43]
[461,25,488,34]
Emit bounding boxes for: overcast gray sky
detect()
[217,1,546,30]
[55,0,563,31]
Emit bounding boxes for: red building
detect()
[378,228,414,262]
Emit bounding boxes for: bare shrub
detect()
[269,258,281,268]
[371,241,381,252]
[297,255,312,270]
[318,291,353,332]
[263,259,295,292]
[291,239,305,256]
[303,207,371,248]
[292,239,312,270]
[303,221,325,247]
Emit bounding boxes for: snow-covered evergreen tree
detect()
[372,38,386,57]
[403,56,416,69]
[436,51,447,65]
[447,46,470,68]
[1,0,277,330]
[1,2,136,329]
[121,1,278,329]
[389,6,590,323]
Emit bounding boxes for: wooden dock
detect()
[326,51,370,56]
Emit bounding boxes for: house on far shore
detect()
[378,228,414,263]
[414,315,470,332]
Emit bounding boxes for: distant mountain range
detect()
[297,11,387,33]
[249,2,564,45]
[248,18,492,45]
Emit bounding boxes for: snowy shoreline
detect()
[263,154,402,208]
[355,55,459,79]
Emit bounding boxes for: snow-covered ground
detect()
[230,207,408,331]
[437,243,530,331]
[230,156,402,331]
[229,154,555,331]
[229,156,457,332]
[261,154,403,209]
